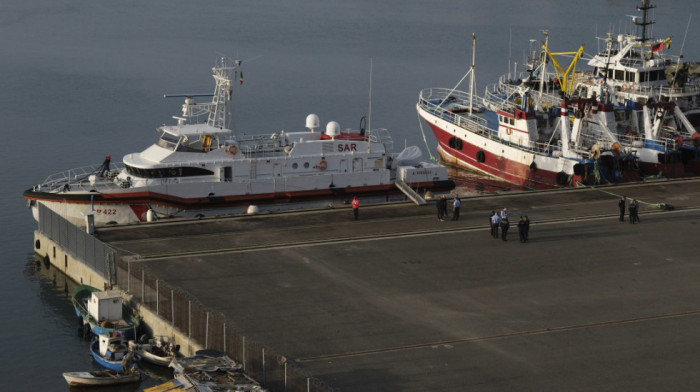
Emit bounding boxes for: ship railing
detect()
[419,88,558,157]
[35,163,125,192]
[368,128,394,154]
[493,81,563,110]
[419,88,490,130]
[419,88,626,159]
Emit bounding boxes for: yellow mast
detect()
[542,45,585,97]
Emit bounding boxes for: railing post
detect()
[171,290,175,326]
[141,269,145,302]
[127,261,130,292]
[188,300,192,338]
[156,279,159,315]
[242,336,246,371]
[205,311,209,348]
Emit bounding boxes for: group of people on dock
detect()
[618,197,640,224]
[490,208,530,242]
[436,194,461,221]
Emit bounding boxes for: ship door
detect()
[353,158,363,173]
[222,166,232,182]
[273,163,281,177]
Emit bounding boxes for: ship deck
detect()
[97,178,700,391]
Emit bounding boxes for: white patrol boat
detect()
[24,58,453,227]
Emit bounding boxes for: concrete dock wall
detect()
[33,230,203,356]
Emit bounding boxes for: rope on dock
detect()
[575,181,674,210]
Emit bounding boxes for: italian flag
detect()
[239,71,244,85]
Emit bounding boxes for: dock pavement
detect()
[98,178,700,391]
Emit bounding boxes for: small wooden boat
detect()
[130,336,179,367]
[63,370,140,386]
[72,285,140,339]
[90,333,135,371]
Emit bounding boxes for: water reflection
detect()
[445,166,529,197]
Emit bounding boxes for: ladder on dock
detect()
[394,179,427,206]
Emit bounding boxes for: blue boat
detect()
[72,285,140,339]
[90,333,136,371]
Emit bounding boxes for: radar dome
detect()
[306,114,320,131]
[325,121,340,138]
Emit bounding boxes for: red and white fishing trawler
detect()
[24,58,453,227]
[417,35,639,189]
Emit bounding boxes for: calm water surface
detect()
[1,0,698,389]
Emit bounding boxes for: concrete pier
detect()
[41,178,700,390]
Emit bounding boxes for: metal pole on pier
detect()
[469,33,476,114]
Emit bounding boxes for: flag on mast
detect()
[239,71,244,85]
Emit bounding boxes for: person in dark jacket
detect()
[437,197,444,221]
[524,215,530,242]
[618,196,626,222]
[518,216,526,242]
[501,217,510,241]
[440,195,449,220]
[489,210,495,237]
[629,199,639,224]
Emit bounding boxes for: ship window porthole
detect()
[292,163,298,169]
[304,162,309,168]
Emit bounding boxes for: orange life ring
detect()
[621,84,628,91]
[318,160,328,171]
[225,145,238,156]
[629,84,635,93]
[506,128,512,136]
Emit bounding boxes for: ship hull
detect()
[25,179,454,227]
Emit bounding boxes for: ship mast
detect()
[207,57,239,130]
[634,0,655,43]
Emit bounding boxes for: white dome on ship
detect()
[325,121,340,137]
[306,114,320,131]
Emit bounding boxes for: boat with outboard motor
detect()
[72,284,140,339]
[24,58,453,227]
[90,332,136,371]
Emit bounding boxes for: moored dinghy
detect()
[130,335,179,367]
[90,333,136,371]
[63,370,140,387]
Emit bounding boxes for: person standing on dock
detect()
[524,216,530,242]
[452,196,461,221]
[352,196,360,220]
[437,196,445,221]
[500,207,508,222]
[489,210,496,236]
[518,216,526,243]
[618,196,626,222]
[629,199,639,224]
[491,211,500,239]
[501,216,510,241]
[441,195,449,220]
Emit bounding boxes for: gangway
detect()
[394,179,427,206]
